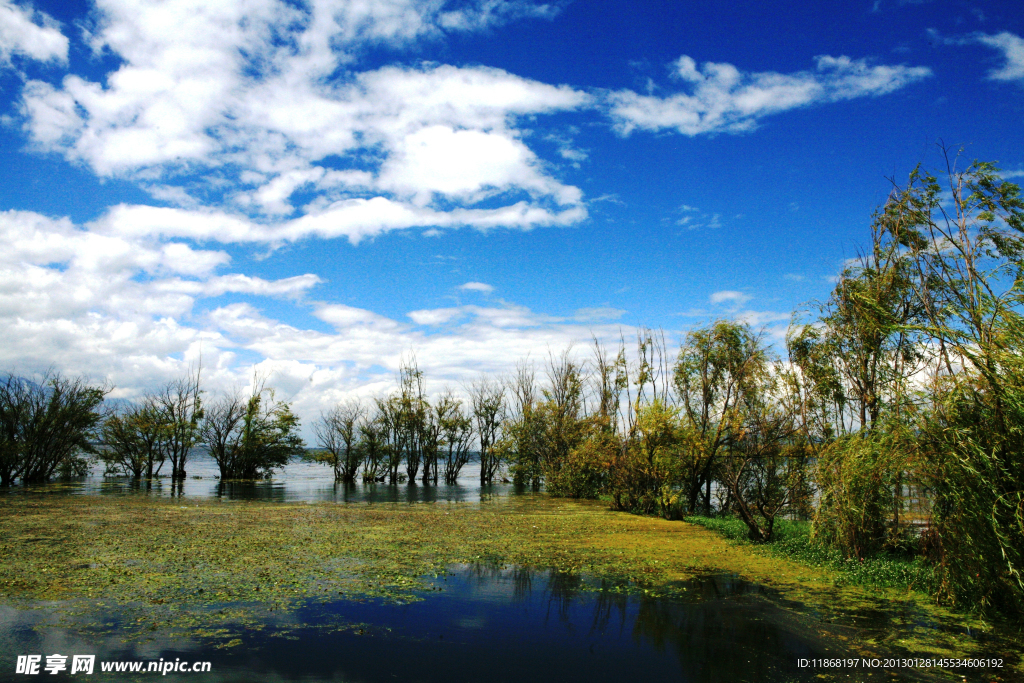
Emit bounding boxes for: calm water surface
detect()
[4,453,513,503]
[2,565,872,683]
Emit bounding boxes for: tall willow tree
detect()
[791,204,928,557]
[883,156,1024,611]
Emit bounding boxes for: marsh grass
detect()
[686,515,935,591]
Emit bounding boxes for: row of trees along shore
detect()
[0,155,1021,615]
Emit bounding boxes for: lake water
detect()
[4,453,515,503]
[2,457,1015,682]
[2,564,870,683]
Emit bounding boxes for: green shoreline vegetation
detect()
[1,155,1024,674]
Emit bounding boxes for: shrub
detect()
[546,430,617,499]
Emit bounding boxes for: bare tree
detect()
[359,411,386,483]
[469,377,505,484]
[154,367,203,480]
[200,393,245,480]
[100,399,166,479]
[591,337,626,434]
[436,390,473,484]
[313,400,365,483]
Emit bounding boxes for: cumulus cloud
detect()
[0,209,319,391]
[17,0,587,239]
[1,0,938,420]
[607,54,931,136]
[0,0,68,66]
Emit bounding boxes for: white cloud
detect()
[0,0,68,66]
[376,124,579,206]
[710,290,752,306]
[2,210,642,414]
[408,307,463,326]
[458,281,494,293]
[0,209,319,393]
[87,198,585,247]
[315,303,402,331]
[735,309,792,330]
[974,32,1024,81]
[675,204,721,230]
[928,29,1024,83]
[607,54,931,136]
[18,0,588,237]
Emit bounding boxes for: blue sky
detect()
[0,0,1022,418]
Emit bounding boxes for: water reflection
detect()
[0,453,515,503]
[3,563,1004,682]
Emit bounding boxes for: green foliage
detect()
[436,392,473,484]
[876,156,1024,613]
[793,153,1024,614]
[234,391,305,479]
[502,351,594,491]
[812,429,916,559]
[202,382,305,480]
[503,407,546,487]
[100,402,166,478]
[921,383,1024,612]
[0,372,107,485]
[609,401,682,516]
[545,429,616,499]
[674,320,766,516]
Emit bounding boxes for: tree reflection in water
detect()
[0,564,970,683]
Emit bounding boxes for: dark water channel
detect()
[2,565,873,683]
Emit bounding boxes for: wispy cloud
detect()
[975,32,1024,81]
[710,290,752,307]
[676,204,721,229]
[573,307,626,322]
[459,281,494,293]
[928,29,1024,82]
[607,54,931,136]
